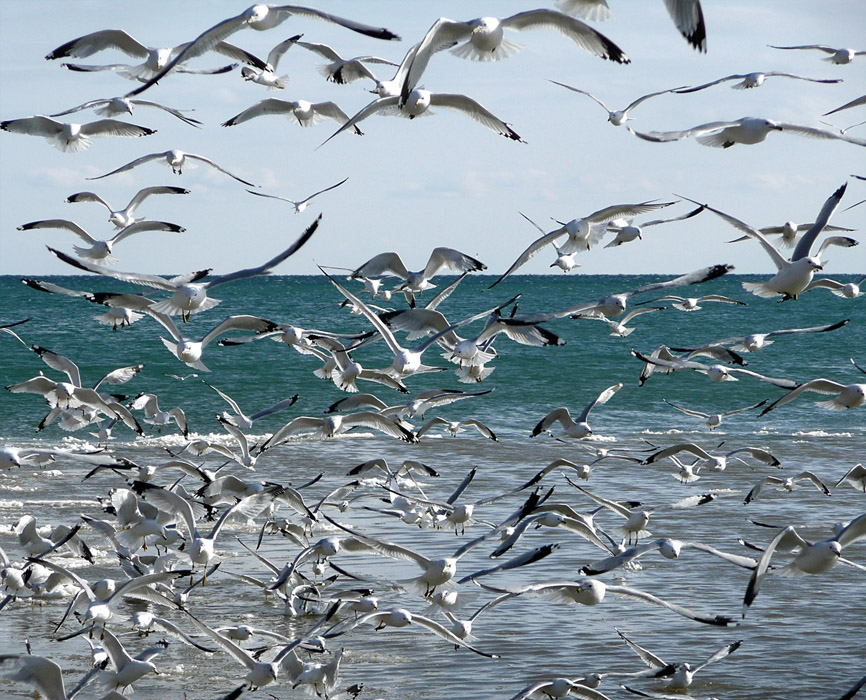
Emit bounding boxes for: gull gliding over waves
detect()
[349,247,486,297]
[490,201,677,287]
[743,512,866,616]
[46,214,320,319]
[513,264,734,323]
[531,383,623,440]
[17,219,185,264]
[743,472,831,504]
[678,184,851,299]
[662,398,768,430]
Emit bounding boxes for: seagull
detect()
[324,607,498,658]
[416,417,498,441]
[506,676,613,700]
[630,348,798,387]
[49,95,201,126]
[576,307,664,337]
[629,116,866,147]
[130,392,189,435]
[679,185,848,299]
[477,577,736,626]
[19,219,184,264]
[45,28,267,81]
[728,220,854,249]
[0,116,154,152]
[222,97,362,133]
[514,264,734,323]
[670,319,850,353]
[259,410,417,444]
[556,0,707,52]
[98,627,166,693]
[676,71,842,93]
[239,34,299,89]
[662,398,767,430]
[245,177,348,213]
[804,275,866,298]
[531,383,623,440]
[744,472,831,504]
[642,443,781,471]
[743,513,866,616]
[491,202,676,287]
[87,149,258,186]
[399,11,629,102]
[549,80,685,126]
[206,382,298,429]
[647,294,745,311]
[146,311,277,372]
[350,247,486,295]
[293,38,399,85]
[65,185,190,228]
[759,377,866,414]
[578,537,757,576]
[124,5,400,98]
[768,44,866,64]
[319,88,524,146]
[47,214,319,319]
[615,630,742,690]
[603,205,705,248]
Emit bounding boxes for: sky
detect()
[0,0,864,278]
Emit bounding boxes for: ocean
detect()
[0,271,864,699]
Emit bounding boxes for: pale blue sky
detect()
[1,1,864,277]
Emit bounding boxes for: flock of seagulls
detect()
[1,2,864,700]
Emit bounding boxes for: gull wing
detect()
[577,382,622,422]
[19,219,98,244]
[428,93,522,140]
[791,183,848,261]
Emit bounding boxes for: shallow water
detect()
[1,274,864,699]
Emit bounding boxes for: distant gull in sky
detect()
[768,44,866,65]
[87,149,258,187]
[222,97,362,132]
[49,95,202,127]
[548,79,686,126]
[675,71,842,93]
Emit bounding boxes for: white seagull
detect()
[49,95,201,126]
[18,219,184,264]
[399,11,629,100]
[531,383,623,440]
[65,185,190,228]
[88,149,258,186]
[45,28,267,81]
[0,116,154,152]
[320,88,524,146]
[759,378,866,414]
[768,44,866,65]
[350,247,486,296]
[676,71,842,93]
[47,214,319,319]
[549,80,685,126]
[629,116,866,148]
[662,398,767,430]
[491,202,675,287]
[643,443,781,471]
[222,97,362,133]
[245,176,348,213]
[744,472,831,504]
[293,38,398,85]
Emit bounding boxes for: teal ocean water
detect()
[0,271,864,700]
